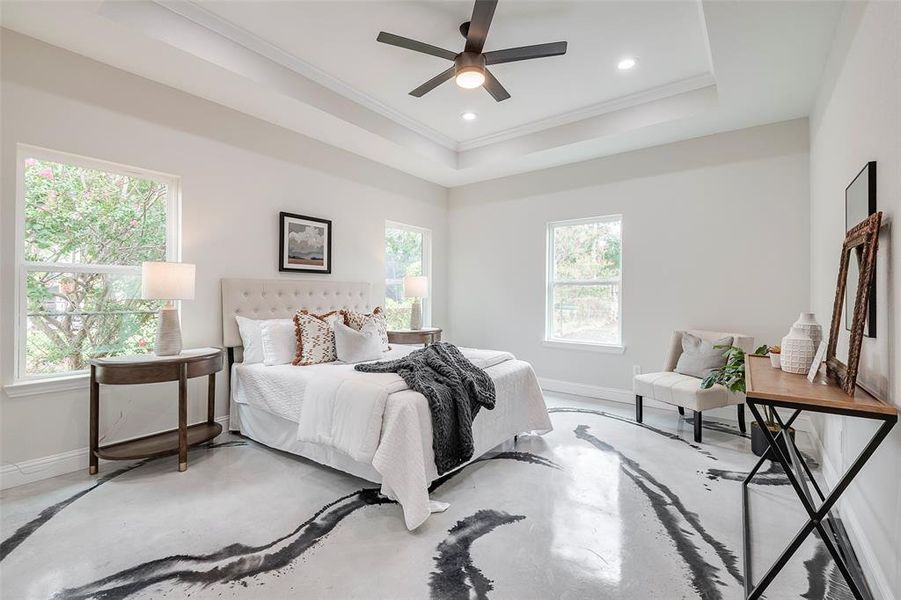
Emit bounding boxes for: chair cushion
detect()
[633,372,743,411]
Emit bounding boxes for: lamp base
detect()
[409,298,422,331]
[155,305,183,356]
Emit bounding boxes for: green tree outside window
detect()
[22,156,172,375]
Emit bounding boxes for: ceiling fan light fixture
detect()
[455,66,485,89]
[376,0,568,101]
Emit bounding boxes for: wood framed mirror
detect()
[826,211,882,395]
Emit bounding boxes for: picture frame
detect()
[807,341,827,383]
[844,161,877,337]
[279,212,332,274]
[826,211,881,395]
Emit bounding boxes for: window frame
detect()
[384,220,432,328]
[545,214,624,352]
[13,144,181,383]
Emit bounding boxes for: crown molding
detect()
[456,72,717,152]
[154,0,458,151]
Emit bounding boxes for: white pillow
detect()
[260,319,298,366]
[235,315,264,364]
[334,319,383,363]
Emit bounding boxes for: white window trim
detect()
[11,144,181,386]
[385,220,432,327]
[545,214,624,350]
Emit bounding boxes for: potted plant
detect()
[700,345,795,457]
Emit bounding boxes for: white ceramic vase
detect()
[781,326,815,374]
[792,312,823,349]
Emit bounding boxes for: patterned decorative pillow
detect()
[341,307,390,351]
[292,310,341,366]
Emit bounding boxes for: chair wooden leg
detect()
[635,395,643,423]
[737,404,747,434]
[694,411,702,443]
[678,406,685,417]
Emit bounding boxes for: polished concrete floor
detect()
[1,395,855,600]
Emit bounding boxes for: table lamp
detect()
[142,261,195,356]
[403,276,428,330]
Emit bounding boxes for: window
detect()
[384,222,431,330]
[546,215,622,348]
[16,146,179,379]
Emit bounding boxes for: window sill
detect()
[3,373,89,398]
[542,340,626,354]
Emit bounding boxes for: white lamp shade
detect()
[142,262,195,300]
[403,276,429,299]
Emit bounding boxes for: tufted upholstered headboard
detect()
[221,278,371,348]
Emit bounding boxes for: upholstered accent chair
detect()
[633,330,753,443]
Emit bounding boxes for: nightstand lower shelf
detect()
[94,422,222,461]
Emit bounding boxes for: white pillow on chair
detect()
[674,333,733,379]
[334,319,383,363]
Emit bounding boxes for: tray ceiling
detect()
[0,0,843,186]
[192,0,713,144]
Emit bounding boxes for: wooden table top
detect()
[745,355,896,417]
[90,347,222,366]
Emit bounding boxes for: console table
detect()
[742,354,897,600]
[89,347,224,474]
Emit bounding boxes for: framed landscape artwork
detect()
[279,212,332,273]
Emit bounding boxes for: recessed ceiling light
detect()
[461,111,477,121]
[617,57,637,71]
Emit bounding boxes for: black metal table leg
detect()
[743,403,800,598]
[742,407,801,486]
[743,398,896,600]
[772,410,826,502]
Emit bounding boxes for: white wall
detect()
[448,120,811,414]
[809,2,901,598]
[0,32,448,476]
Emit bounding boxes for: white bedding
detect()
[231,345,419,421]
[297,346,516,463]
[231,345,552,530]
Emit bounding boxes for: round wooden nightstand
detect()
[387,327,442,347]
[89,347,224,474]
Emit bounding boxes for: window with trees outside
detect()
[16,147,179,379]
[384,222,431,330]
[546,215,622,347]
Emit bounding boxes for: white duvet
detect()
[296,347,515,463]
[232,346,552,530]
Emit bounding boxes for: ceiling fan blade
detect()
[483,41,568,65]
[377,32,457,61]
[409,67,456,97]
[464,0,498,54]
[482,68,510,102]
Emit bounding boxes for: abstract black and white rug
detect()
[0,396,855,599]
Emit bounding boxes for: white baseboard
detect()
[1,415,230,491]
[806,423,893,600]
[538,377,635,405]
[538,377,812,432]
[0,447,89,491]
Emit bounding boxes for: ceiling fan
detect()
[376,0,567,102]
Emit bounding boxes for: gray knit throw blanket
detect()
[354,342,496,475]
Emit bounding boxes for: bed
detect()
[222,278,552,530]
